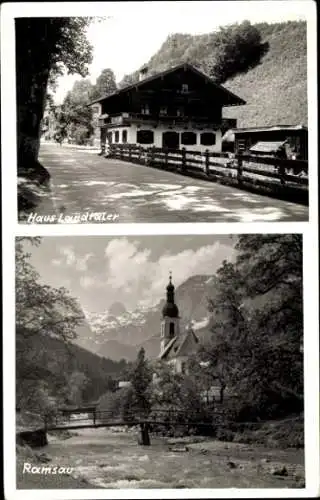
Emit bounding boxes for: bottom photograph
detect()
[15,234,304,489]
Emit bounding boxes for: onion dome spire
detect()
[162,271,179,318]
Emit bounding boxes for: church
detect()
[158,273,199,374]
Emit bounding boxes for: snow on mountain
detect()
[79,275,214,361]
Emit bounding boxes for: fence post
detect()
[237,152,243,184]
[164,147,168,168]
[181,147,186,173]
[93,409,96,426]
[150,146,155,166]
[128,144,132,162]
[204,149,210,175]
[138,145,142,163]
[278,161,286,186]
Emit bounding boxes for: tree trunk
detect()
[16,19,55,184]
[138,423,150,446]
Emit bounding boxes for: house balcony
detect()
[99,113,236,130]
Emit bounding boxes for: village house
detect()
[89,63,245,154]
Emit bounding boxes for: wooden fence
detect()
[108,144,308,203]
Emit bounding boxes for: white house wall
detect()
[108,124,222,152]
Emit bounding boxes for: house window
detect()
[92,106,99,114]
[122,130,128,143]
[181,362,186,374]
[161,324,164,338]
[176,107,184,117]
[114,131,119,143]
[181,83,189,93]
[159,106,168,116]
[200,132,216,146]
[169,322,175,337]
[181,131,197,145]
[137,130,154,144]
[141,104,150,115]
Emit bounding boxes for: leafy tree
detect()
[16,237,85,412]
[204,234,303,420]
[207,21,266,84]
[66,370,90,406]
[16,18,93,178]
[118,73,139,89]
[91,68,117,100]
[54,79,95,145]
[129,348,152,418]
[151,362,205,424]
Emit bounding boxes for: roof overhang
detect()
[88,63,246,107]
[232,125,307,134]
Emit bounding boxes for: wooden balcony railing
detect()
[99,113,235,130]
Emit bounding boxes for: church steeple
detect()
[162,272,179,318]
[160,272,180,354]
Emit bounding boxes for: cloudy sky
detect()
[53,0,307,103]
[23,235,236,313]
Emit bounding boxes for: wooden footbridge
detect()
[18,405,221,446]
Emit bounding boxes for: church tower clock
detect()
[160,273,180,354]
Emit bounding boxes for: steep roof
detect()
[89,63,246,107]
[159,327,199,361]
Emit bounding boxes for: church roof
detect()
[159,327,199,361]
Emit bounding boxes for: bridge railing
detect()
[43,406,221,429]
[108,144,308,204]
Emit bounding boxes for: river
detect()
[17,427,304,489]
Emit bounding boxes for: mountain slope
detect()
[17,317,128,405]
[223,22,307,127]
[120,21,307,128]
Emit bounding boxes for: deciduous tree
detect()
[129,348,152,417]
[91,68,117,100]
[16,18,93,179]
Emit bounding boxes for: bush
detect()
[209,21,267,84]
[216,427,235,442]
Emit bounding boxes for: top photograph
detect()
[16,1,311,224]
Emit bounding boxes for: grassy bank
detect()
[215,415,304,449]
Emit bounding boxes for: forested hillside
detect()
[120,21,307,128]
[224,22,307,127]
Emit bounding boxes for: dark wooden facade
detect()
[90,63,245,152]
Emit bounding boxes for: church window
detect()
[169,322,175,337]
[114,130,119,143]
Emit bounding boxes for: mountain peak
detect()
[108,301,127,316]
